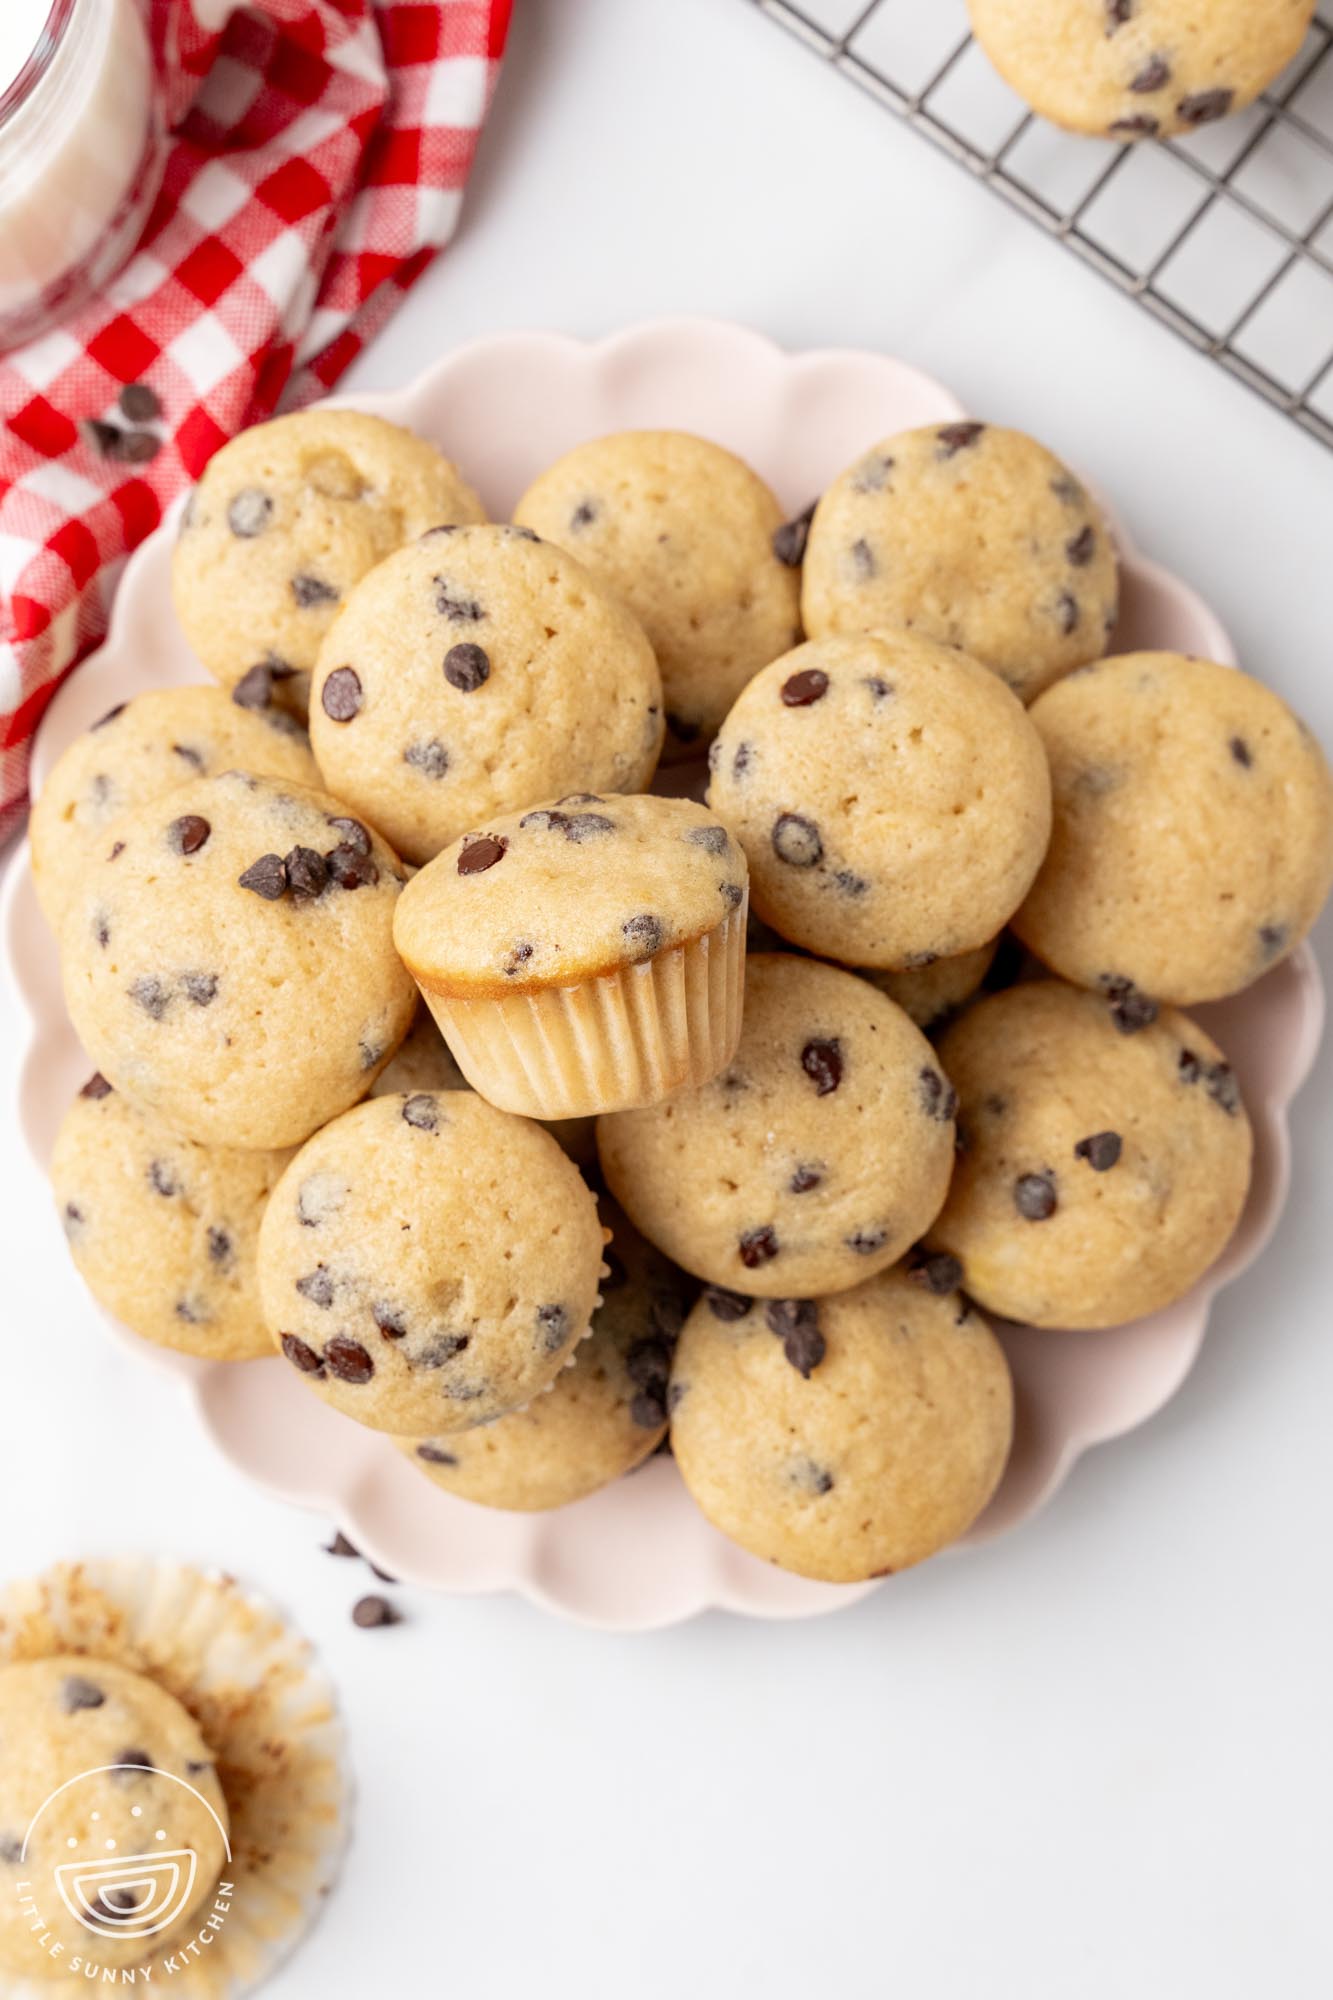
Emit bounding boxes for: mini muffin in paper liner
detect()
[422,897,749,1120]
[0,1559,347,1998]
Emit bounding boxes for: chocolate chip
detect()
[705,1286,751,1322]
[503,942,534,975]
[60,1674,106,1713]
[418,1333,471,1368]
[228,489,273,537]
[62,1200,85,1233]
[1110,114,1160,137]
[766,1299,825,1377]
[457,834,507,875]
[207,1226,232,1265]
[417,1443,458,1466]
[772,812,823,868]
[93,911,110,948]
[1179,1048,1241,1115]
[789,1162,824,1194]
[687,824,729,855]
[128,975,170,1020]
[111,1750,154,1778]
[328,816,371,854]
[402,1093,439,1132]
[281,1334,323,1374]
[773,501,816,567]
[1075,1131,1122,1171]
[148,1159,179,1197]
[1179,88,1233,125]
[296,1266,334,1308]
[239,852,288,900]
[1259,923,1288,960]
[0,1836,22,1865]
[782,667,829,707]
[570,499,598,530]
[325,1531,359,1556]
[82,417,122,457]
[1014,1172,1058,1220]
[232,662,275,710]
[1229,736,1253,768]
[444,641,490,691]
[918,1067,958,1121]
[119,382,160,423]
[326,843,380,890]
[849,537,876,579]
[111,429,160,464]
[801,1037,843,1096]
[1129,54,1170,92]
[1066,525,1097,566]
[434,580,484,622]
[1057,591,1080,636]
[720,881,745,910]
[833,869,869,897]
[108,840,124,860]
[792,1459,835,1495]
[292,575,339,612]
[537,1303,570,1352]
[623,913,664,959]
[81,1072,113,1100]
[284,845,329,898]
[172,742,204,771]
[846,1226,888,1255]
[908,1249,963,1295]
[555,792,606,807]
[325,1337,375,1384]
[175,1297,207,1325]
[864,675,893,701]
[630,1389,668,1429]
[732,741,752,779]
[739,1225,780,1269]
[627,1335,674,1390]
[352,1595,400,1629]
[321,667,362,721]
[373,1304,407,1340]
[1106,0,1133,24]
[937,421,985,457]
[1100,975,1158,1034]
[168,813,210,855]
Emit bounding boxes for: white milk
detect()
[0,0,164,342]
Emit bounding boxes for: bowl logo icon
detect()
[55,1846,198,1942]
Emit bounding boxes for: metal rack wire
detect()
[749,0,1333,450]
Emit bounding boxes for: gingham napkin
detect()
[0,0,511,844]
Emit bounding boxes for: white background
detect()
[4,2,1333,1994]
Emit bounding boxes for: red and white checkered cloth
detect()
[0,0,511,843]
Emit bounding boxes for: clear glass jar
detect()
[0,0,166,349]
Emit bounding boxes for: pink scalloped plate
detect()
[4,320,1325,1629]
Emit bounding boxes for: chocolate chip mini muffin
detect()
[172,408,484,711]
[968,0,1314,141]
[258,1090,606,1434]
[1014,653,1333,1005]
[512,430,801,756]
[597,954,957,1298]
[30,684,319,932]
[669,1267,1013,1582]
[0,1657,229,1979]
[801,423,1118,701]
[58,771,416,1150]
[864,938,1000,1032]
[707,632,1051,969]
[925,981,1253,1329]
[393,793,748,1118]
[51,1076,291,1362]
[306,523,664,863]
[400,1201,691,1510]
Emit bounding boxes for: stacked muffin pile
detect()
[32,404,1333,1585]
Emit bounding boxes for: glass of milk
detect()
[0,0,166,347]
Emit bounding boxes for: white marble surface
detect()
[2,2,1330,1994]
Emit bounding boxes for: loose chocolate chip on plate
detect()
[61,1674,106,1714]
[321,666,363,721]
[1179,88,1233,125]
[168,813,210,855]
[1014,1172,1058,1220]
[296,1266,335,1309]
[239,852,288,900]
[919,1067,958,1121]
[402,1093,439,1132]
[801,1037,843,1096]
[325,1531,360,1557]
[326,843,379,890]
[119,381,160,423]
[772,811,823,868]
[285,845,329,898]
[773,501,816,567]
[128,975,170,1020]
[908,1249,964,1295]
[353,1594,401,1629]
[457,834,507,876]
[937,421,985,457]
[623,912,664,959]
[417,1443,458,1466]
[228,488,273,537]
[789,1162,824,1194]
[325,1337,375,1384]
[111,428,160,464]
[1129,54,1171,92]
[81,1072,113,1100]
[705,1286,751,1322]
[781,667,829,708]
[444,641,491,692]
[1075,1130,1122,1171]
[82,417,122,457]
[739,1225,780,1269]
[282,1334,324,1374]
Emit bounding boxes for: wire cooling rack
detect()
[749,0,1333,449]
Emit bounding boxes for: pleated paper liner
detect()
[0,1559,348,1997]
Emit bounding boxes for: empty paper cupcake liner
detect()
[0,1558,348,1999]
